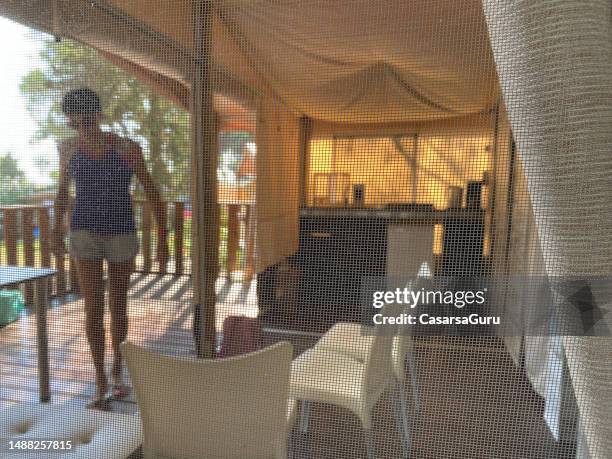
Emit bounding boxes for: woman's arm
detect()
[129,141,169,268]
[52,141,73,254]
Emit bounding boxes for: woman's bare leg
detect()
[76,258,107,401]
[108,259,133,391]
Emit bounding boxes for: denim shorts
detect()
[69,230,139,263]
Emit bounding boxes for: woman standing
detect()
[53,88,168,408]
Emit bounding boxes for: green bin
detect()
[0,290,25,327]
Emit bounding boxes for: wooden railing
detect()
[0,202,254,304]
[0,205,66,304]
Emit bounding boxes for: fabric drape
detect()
[254,98,301,273]
[483,1,612,456]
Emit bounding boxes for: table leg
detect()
[35,278,50,403]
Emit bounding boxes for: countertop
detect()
[300,206,485,222]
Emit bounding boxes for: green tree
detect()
[0,152,39,205]
[0,153,25,183]
[19,38,191,199]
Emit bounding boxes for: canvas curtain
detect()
[483,1,612,456]
[254,97,301,273]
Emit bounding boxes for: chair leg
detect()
[363,427,376,459]
[299,400,312,434]
[287,431,294,459]
[406,350,420,413]
[393,382,411,458]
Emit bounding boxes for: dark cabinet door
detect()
[442,217,484,276]
[298,215,387,323]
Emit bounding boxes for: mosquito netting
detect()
[0,1,610,458]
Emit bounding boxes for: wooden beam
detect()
[191,0,219,358]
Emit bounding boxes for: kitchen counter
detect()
[258,206,487,329]
[292,206,486,324]
[300,206,485,223]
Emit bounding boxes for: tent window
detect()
[308,134,492,210]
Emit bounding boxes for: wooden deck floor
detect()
[1,274,564,458]
[0,273,258,408]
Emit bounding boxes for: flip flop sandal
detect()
[111,377,131,399]
[87,398,111,411]
[111,384,131,399]
[87,387,111,410]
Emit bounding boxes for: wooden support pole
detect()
[54,208,67,295]
[54,255,67,296]
[174,202,185,275]
[65,208,79,293]
[243,204,255,282]
[38,208,52,296]
[4,209,18,266]
[142,202,152,273]
[226,204,240,276]
[38,207,51,268]
[191,0,219,358]
[54,251,67,296]
[158,202,168,274]
[298,116,313,206]
[69,256,80,293]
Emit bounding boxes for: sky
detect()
[0,17,55,185]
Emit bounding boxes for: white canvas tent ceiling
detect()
[0,0,500,124]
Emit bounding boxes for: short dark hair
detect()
[61,88,102,115]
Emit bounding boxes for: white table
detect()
[1,266,55,402]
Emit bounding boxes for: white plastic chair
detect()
[313,321,420,409]
[121,341,296,459]
[311,321,417,452]
[313,279,432,394]
[310,276,435,455]
[289,307,407,459]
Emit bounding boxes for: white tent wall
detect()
[491,121,560,404]
[488,103,559,415]
[489,104,513,281]
[483,0,612,456]
[506,154,561,418]
[254,97,301,274]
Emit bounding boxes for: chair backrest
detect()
[392,276,434,380]
[384,224,434,379]
[386,224,435,278]
[362,302,400,401]
[121,341,293,459]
